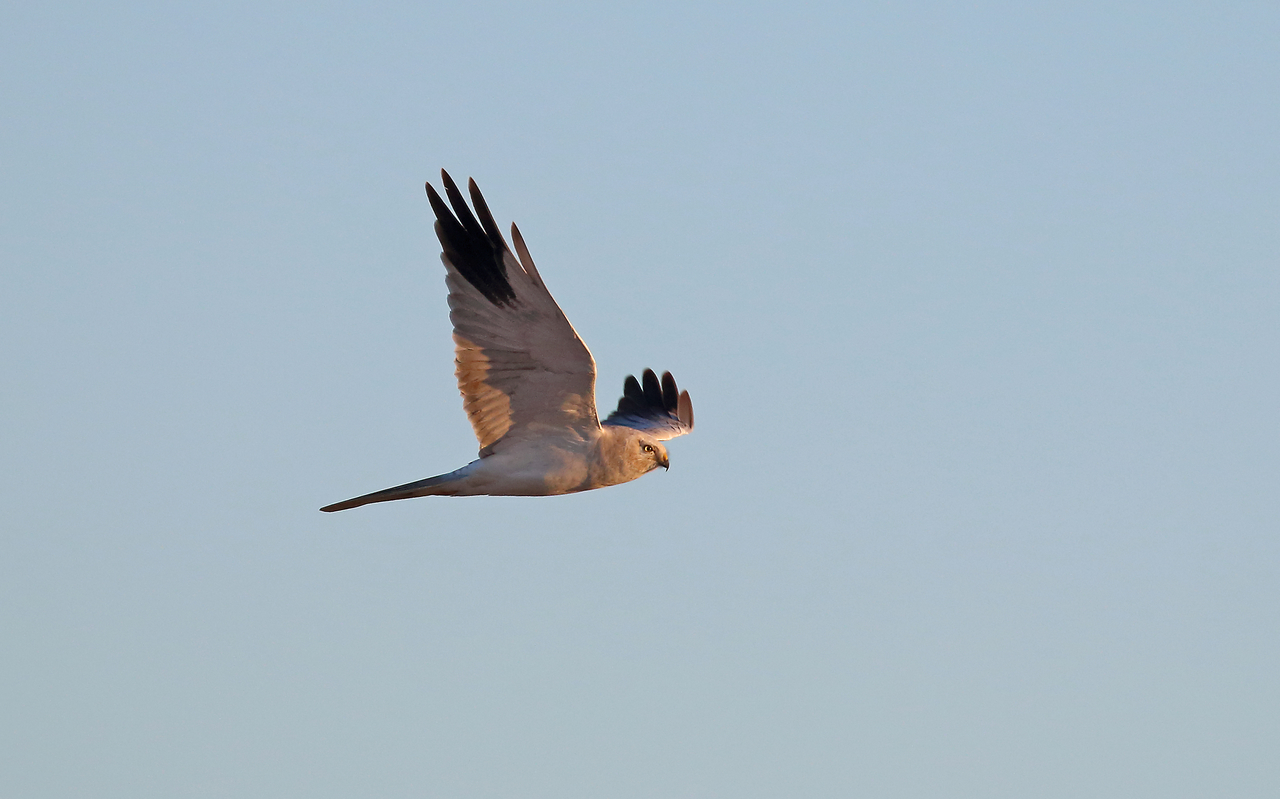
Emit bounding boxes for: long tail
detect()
[320,470,466,512]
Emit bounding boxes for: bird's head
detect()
[633,435,669,473]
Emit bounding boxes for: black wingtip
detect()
[641,369,663,409]
[426,170,517,307]
[425,181,450,221]
[604,369,693,437]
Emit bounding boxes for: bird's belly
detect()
[467,444,592,496]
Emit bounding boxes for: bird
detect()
[320,171,694,512]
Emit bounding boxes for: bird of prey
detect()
[321,171,694,512]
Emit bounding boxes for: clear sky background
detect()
[2,2,1277,797]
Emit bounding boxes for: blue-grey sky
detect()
[3,2,1277,797]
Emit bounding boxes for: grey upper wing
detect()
[426,171,599,454]
[602,369,694,441]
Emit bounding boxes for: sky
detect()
[2,2,1277,797]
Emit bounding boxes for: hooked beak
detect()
[659,454,670,471]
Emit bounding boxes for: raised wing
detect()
[602,369,694,440]
[426,171,599,454]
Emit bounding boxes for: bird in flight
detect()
[321,171,694,512]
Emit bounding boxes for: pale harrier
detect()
[321,172,694,512]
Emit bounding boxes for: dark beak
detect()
[659,454,670,471]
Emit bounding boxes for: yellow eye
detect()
[642,444,653,453]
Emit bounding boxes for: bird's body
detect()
[321,171,693,512]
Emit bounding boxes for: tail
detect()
[320,470,465,512]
